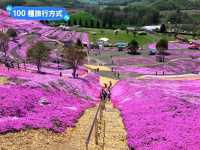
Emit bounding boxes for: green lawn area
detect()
[76,28,178,47]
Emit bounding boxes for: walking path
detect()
[138,73,200,80]
[53,75,128,150]
[0,65,128,150]
[103,101,129,150]
[50,100,128,150]
[51,106,99,150]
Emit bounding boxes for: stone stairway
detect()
[55,101,129,150]
[103,101,129,150]
[51,106,99,150]
[49,99,129,150]
[0,101,128,150]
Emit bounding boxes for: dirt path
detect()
[0,73,128,150]
[103,101,129,150]
[0,102,129,150]
[0,106,98,150]
[51,106,98,150]
[52,100,128,150]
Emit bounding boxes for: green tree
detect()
[156,39,168,55]
[62,45,87,78]
[160,24,166,33]
[27,42,50,73]
[79,19,83,27]
[76,38,83,48]
[85,20,89,27]
[7,28,17,40]
[90,19,94,28]
[0,32,9,56]
[128,39,139,55]
[68,19,72,26]
[73,19,77,25]
[96,20,101,28]
[102,21,107,28]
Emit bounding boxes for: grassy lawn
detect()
[76,28,179,47]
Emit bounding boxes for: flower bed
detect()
[113,49,200,66]
[0,65,100,133]
[114,59,200,75]
[112,78,200,149]
[113,56,156,66]
[148,41,191,50]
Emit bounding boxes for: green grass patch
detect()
[75,28,178,47]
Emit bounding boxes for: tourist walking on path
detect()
[100,81,112,101]
[100,88,107,101]
[107,81,112,101]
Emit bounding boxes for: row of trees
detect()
[27,41,87,78]
[48,17,101,28]
[27,41,87,79]
[48,6,160,29]
[128,38,168,56]
[67,19,101,28]
[86,6,160,28]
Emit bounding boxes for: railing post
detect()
[86,143,88,150]
[100,101,103,122]
[85,99,106,149]
[95,117,98,145]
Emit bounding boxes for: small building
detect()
[142,25,161,32]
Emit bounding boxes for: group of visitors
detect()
[100,81,112,101]
[155,71,165,76]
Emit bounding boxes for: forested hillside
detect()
[79,0,200,10]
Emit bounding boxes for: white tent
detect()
[99,37,109,42]
[142,25,161,31]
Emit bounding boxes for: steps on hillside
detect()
[53,101,129,150]
[0,100,128,150]
[103,101,129,150]
[51,106,98,150]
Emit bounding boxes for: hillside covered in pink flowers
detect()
[112,78,200,149]
[0,64,101,133]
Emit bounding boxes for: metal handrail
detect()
[85,100,104,149]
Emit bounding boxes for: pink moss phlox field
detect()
[148,41,191,50]
[114,59,200,75]
[111,79,200,150]
[0,9,90,50]
[0,65,101,133]
[113,49,200,66]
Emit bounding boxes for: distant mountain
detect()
[150,0,200,10]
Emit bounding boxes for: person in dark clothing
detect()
[103,91,107,101]
[107,89,111,100]
[108,81,112,89]
[100,89,106,100]
[100,88,107,101]
[59,72,62,77]
[104,83,108,88]
[107,81,112,101]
